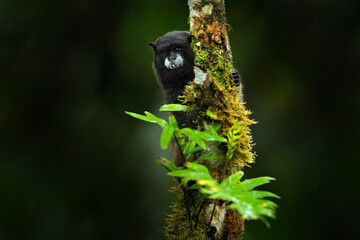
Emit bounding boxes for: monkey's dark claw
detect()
[232,69,241,87]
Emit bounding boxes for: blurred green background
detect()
[0,0,359,239]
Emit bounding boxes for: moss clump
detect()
[192,42,234,87]
[181,75,256,172]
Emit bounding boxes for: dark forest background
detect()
[0,0,359,239]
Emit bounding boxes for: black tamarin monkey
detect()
[149,31,194,105]
[149,31,196,129]
[149,31,241,166]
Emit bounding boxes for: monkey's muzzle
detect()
[164,52,184,70]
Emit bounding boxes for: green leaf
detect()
[194,150,224,163]
[156,157,180,172]
[229,197,278,219]
[250,190,281,199]
[168,162,214,185]
[206,122,222,136]
[179,128,206,149]
[206,109,218,119]
[168,114,179,129]
[239,177,276,191]
[212,123,222,131]
[125,111,168,128]
[183,140,197,159]
[176,134,185,145]
[144,111,168,128]
[187,141,219,156]
[160,125,175,149]
[220,171,244,187]
[159,104,188,112]
[125,111,153,122]
[259,216,271,228]
[195,155,224,163]
[195,131,227,143]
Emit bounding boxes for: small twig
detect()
[173,132,186,165]
[173,133,193,231]
[173,132,197,208]
[209,199,219,226]
[182,186,193,231]
[195,198,208,229]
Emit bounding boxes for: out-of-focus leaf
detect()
[159,104,188,112]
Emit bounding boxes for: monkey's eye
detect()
[175,47,181,52]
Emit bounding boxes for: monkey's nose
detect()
[168,55,176,61]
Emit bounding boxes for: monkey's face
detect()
[149,31,194,81]
[164,50,184,70]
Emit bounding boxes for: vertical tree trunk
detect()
[166,1,255,239]
[188,1,246,239]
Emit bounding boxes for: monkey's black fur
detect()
[149,31,196,129]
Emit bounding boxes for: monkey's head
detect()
[149,31,194,86]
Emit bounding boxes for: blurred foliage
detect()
[0,0,359,240]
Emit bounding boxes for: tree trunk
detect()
[166,1,255,239]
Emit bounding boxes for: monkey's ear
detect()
[149,42,157,51]
[187,34,192,44]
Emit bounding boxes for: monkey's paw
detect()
[232,70,241,87]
